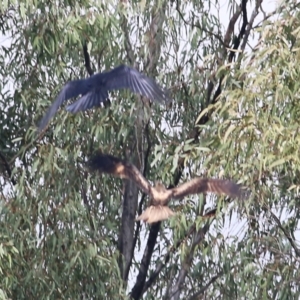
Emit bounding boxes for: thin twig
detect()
[187,270,225,300]
[263,205,300,257]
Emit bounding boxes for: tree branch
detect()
[130,222,161,300]
[142,223,197,294]
[168,222,211,300]
[129,2,169,298]
[132,122,153,275]
[187,270,224,300]
[0,151,16,185]
[240,0,262,53]
[118,177,139,283]
[263,205,300,257]
[82,41,94,76]
[208,0,248,117]
[140,207,219,296]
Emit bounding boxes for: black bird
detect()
[38,65,170,132]
[88,153,247,224]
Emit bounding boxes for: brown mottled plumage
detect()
[88,153,247,224]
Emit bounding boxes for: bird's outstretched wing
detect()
[66,88,109,113]
[103,65,170,103]
[88,153,152,195]
[38,65,169,132]
[67,65,170,113]
[171,178,246,200]
[38,79,87,132]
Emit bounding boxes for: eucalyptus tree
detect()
[0,0,300,299]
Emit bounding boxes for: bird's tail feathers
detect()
[136,205,176,224]
[87,152,122,175]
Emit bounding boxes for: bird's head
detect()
[154,182,167,192]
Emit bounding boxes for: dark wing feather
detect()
[38,64,169,132]
[38,79,86,132]
[66,88,109,113]
[104,65,170,103]
[88,153,152,195]
[171,178,245,200]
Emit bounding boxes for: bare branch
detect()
[82,41,94,76]
[132,122,153,274]
[228,0,248,62]
[223,5,243,49]
[118,178,139,283]
[130,222,161,300]
[208,0,249,110]
[240,0,263,53]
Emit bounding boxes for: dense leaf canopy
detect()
[1,0,300,299]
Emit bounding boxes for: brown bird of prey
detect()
[88,153,246,224]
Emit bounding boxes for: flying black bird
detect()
[38,65,170,132]
[88,153,247,224]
